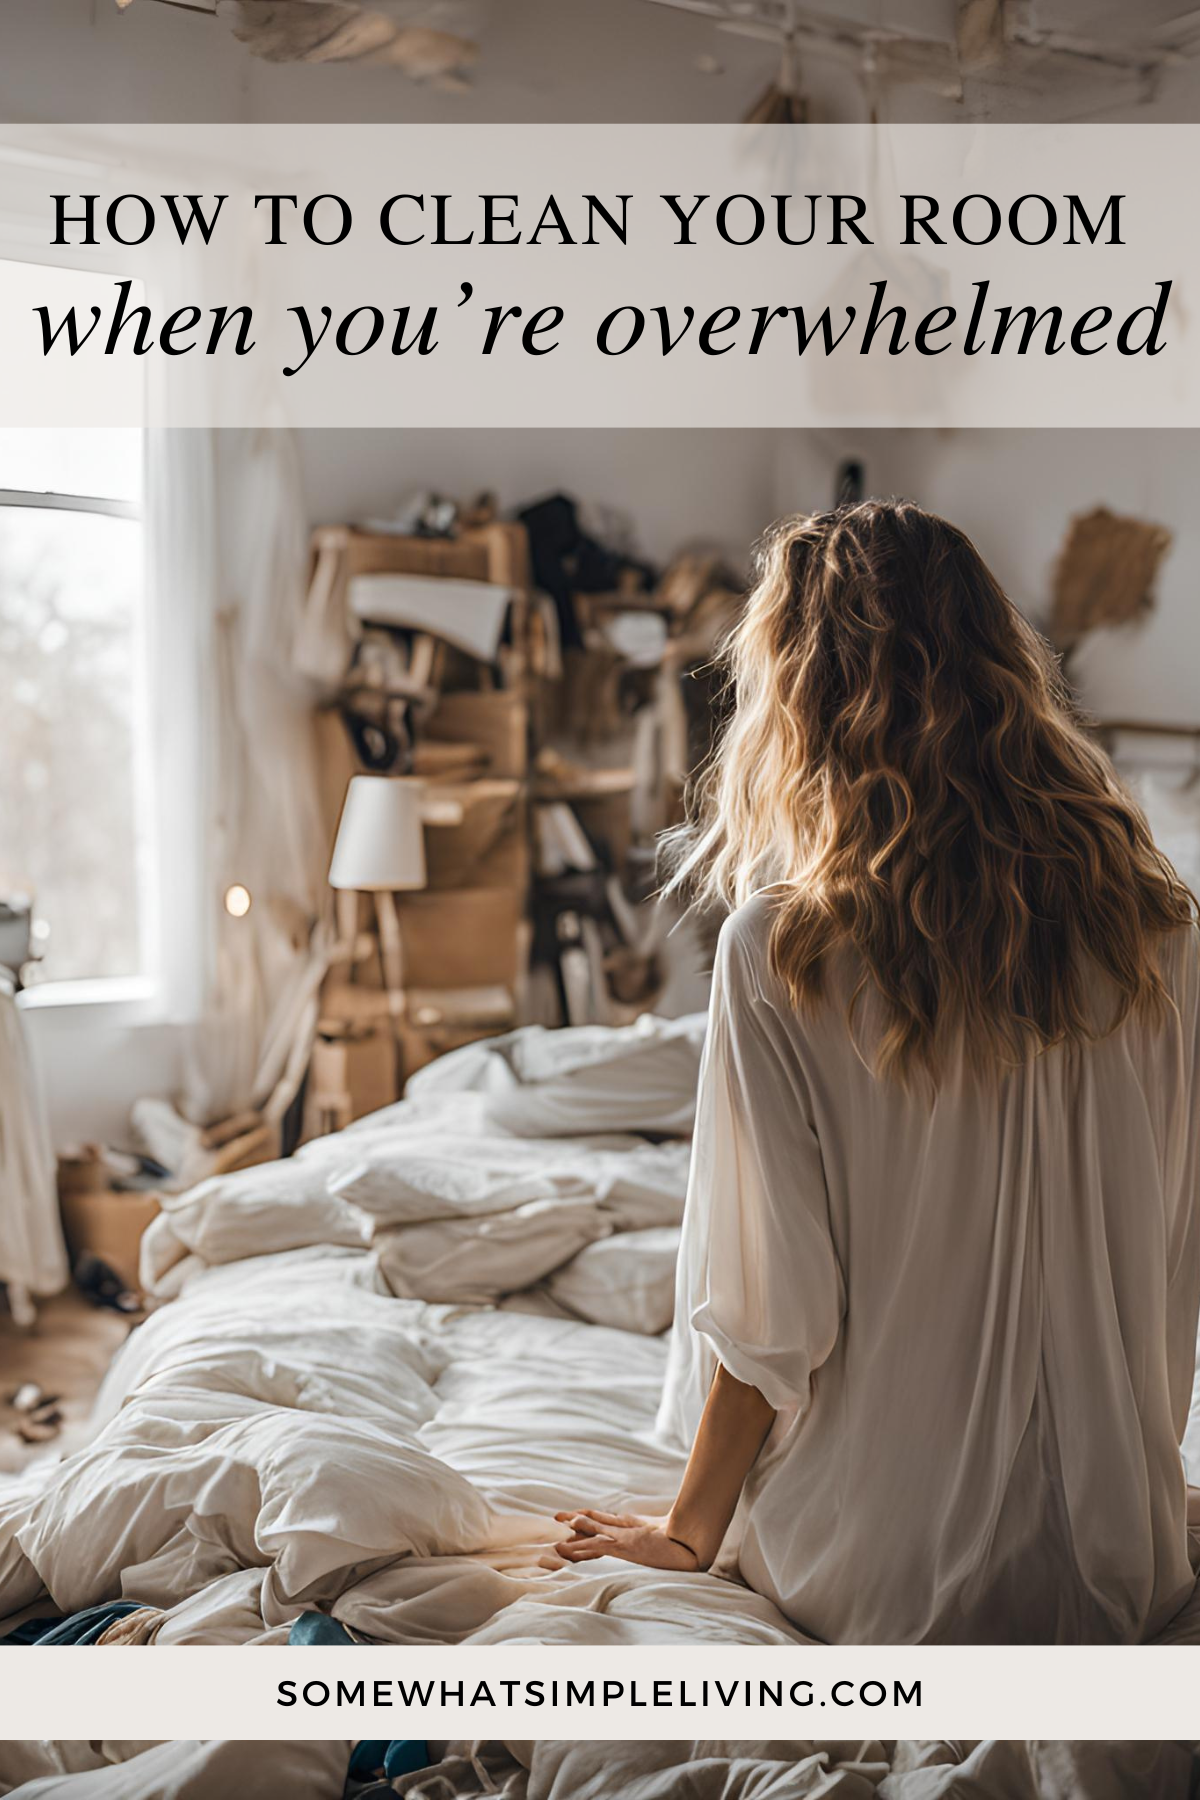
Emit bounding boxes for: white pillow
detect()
[407,1014,706,1138]
[598,1141,691,1232]
[545,1227,680,1336]
[153,1162,372,1266]
[330,1135,690,1234]
[328,1137,596,1223]
[373,1197,610,1303]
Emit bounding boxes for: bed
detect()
[0,1014,811,1648]
[1,1739,1198,1800]
[2,1012,1200,1649]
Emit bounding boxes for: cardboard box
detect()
[397,886,523,988]
[398,1018,505,1081]
[461,823,530,894]
[59,1189,161,1293]
[425,783,528,891]
[309,1026,398,1130]
[312,993,512,1104]
[425,691,529,779]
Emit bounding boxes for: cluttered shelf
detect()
[301,492,743,1133]
[0,485,740,1342]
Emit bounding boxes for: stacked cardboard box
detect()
[310,529,535,1123]
[58,1154,161,1294]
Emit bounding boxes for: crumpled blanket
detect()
[4,1011,1200,1653]
[464,1740,1200,1800]
[1,1741,1197,1800]
[0,1226,808,1645]
[0,1740,351,1799]
[405,1013,707,1139]
[0,1014,705,1643]
[137,1097,689,1319]
[138,1025,697,1310]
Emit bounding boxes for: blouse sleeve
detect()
[680,910,845,1414]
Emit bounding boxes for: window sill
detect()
[18,976,160,1022]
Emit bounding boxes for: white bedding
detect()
[0,1742,351,1799]
[0,1018,806,1647]
[0,1238,806,1643]
[3,1013,1200,1650]
[469,1740,1200,1800]
[2,1740,1198,1800]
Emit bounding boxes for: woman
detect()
[555,499,1200,1644]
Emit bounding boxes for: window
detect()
[0,428,148,992]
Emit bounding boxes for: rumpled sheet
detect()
[459,1740,1200,1800]
[139,1104,689,1310]
[405,1014,707,1139]
[3,1012,1200,1650]
[1,1741,1197,1800]
[0,1237,802,1642]
[0,1017,792,1646]
[138,1043,696,1307]
[0,1741,351,1798]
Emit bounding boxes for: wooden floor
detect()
[0,1288,132,1475]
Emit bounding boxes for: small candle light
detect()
[224,883,252,918]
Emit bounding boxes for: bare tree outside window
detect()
[0,430,146,987]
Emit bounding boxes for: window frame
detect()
[0,154,205,1037]
[0,443,157,1019]
[0,487,138,523]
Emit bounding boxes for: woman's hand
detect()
[547,1371,774,1576]
[552,1508,700,1571]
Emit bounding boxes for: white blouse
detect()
[659,896,1200,1644]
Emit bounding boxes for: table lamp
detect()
[329,776,429,1034]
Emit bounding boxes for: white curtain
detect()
[0,974,68,1312]
[149,427,330,1132]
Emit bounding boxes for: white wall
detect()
[23,1001,185,1150]
[902,430,1200,725]
[774,428,1200,724]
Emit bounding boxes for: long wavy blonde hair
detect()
[666,500,1195,1082]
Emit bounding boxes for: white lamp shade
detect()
[329,776,428,892]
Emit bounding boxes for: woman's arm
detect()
[553,1364,776,1571]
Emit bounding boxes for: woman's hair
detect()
[665,499,1195,1083]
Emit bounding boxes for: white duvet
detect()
[0,1743,352,1800]
[1,1016,806,1646]
[3,1011,1200,1650]
[0,1241,802,1642]
[2,1740,1198,1800]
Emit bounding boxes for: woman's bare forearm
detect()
[665,1363,776,1568]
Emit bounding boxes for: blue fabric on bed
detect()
[383,1742,429,1778]
[289,1610,357,1646]
[348,1743,392,1777]
[2,1601,143,1644]
[0,1617,60,1645]
[349,1742,430,1781]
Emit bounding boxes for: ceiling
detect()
[9,0,1200,125]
